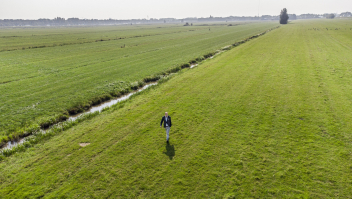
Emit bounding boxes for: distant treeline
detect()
[0,12,351,27]
[297,12,351,19]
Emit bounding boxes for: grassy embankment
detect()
[0,22,277,144]
[1,19,352,197]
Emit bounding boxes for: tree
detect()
[340,12,352,17]
[280,8,289,24]
[326,14,335,19]
[288,14,297,20]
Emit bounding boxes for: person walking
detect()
[160,112,172,143]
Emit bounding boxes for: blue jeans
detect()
[165,127,170,141]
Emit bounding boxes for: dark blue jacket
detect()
[160,116,172,128]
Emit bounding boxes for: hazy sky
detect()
[1,0,351,19]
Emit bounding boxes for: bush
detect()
[326,14,335,19]
[109,90,121,97]
[68,107,80,115]
[196,56,205,62]
[101,94,112,101]
[181,63,190,68]
[120,88,130,95]
[91,97,103,106]
[138,81,145,88]
[189,59,197,64]
[25,124,41,136]
[166,66,182,74]
[204,52,215,58]
[130,82,140,90]
[144,75,161,83]
[0,136,9,146]
[83,103,91,110]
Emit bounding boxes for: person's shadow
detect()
[163,143,175,160]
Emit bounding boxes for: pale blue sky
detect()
[1,0,351,19]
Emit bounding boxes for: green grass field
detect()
[0,22,249,51]
[1,19,352,198]
[0,22,277,143]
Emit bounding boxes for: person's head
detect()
[165,112,168,117]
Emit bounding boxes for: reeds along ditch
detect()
[0,111,100,160]
[0,26,280,151]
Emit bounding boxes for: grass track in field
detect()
[1,19,352,198]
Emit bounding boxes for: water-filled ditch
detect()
[1,82,158,151]
[0,52,222,152]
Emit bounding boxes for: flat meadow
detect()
[1,19,352,198]
[0,22,277,144]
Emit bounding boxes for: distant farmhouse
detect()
[339,12,352,17]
